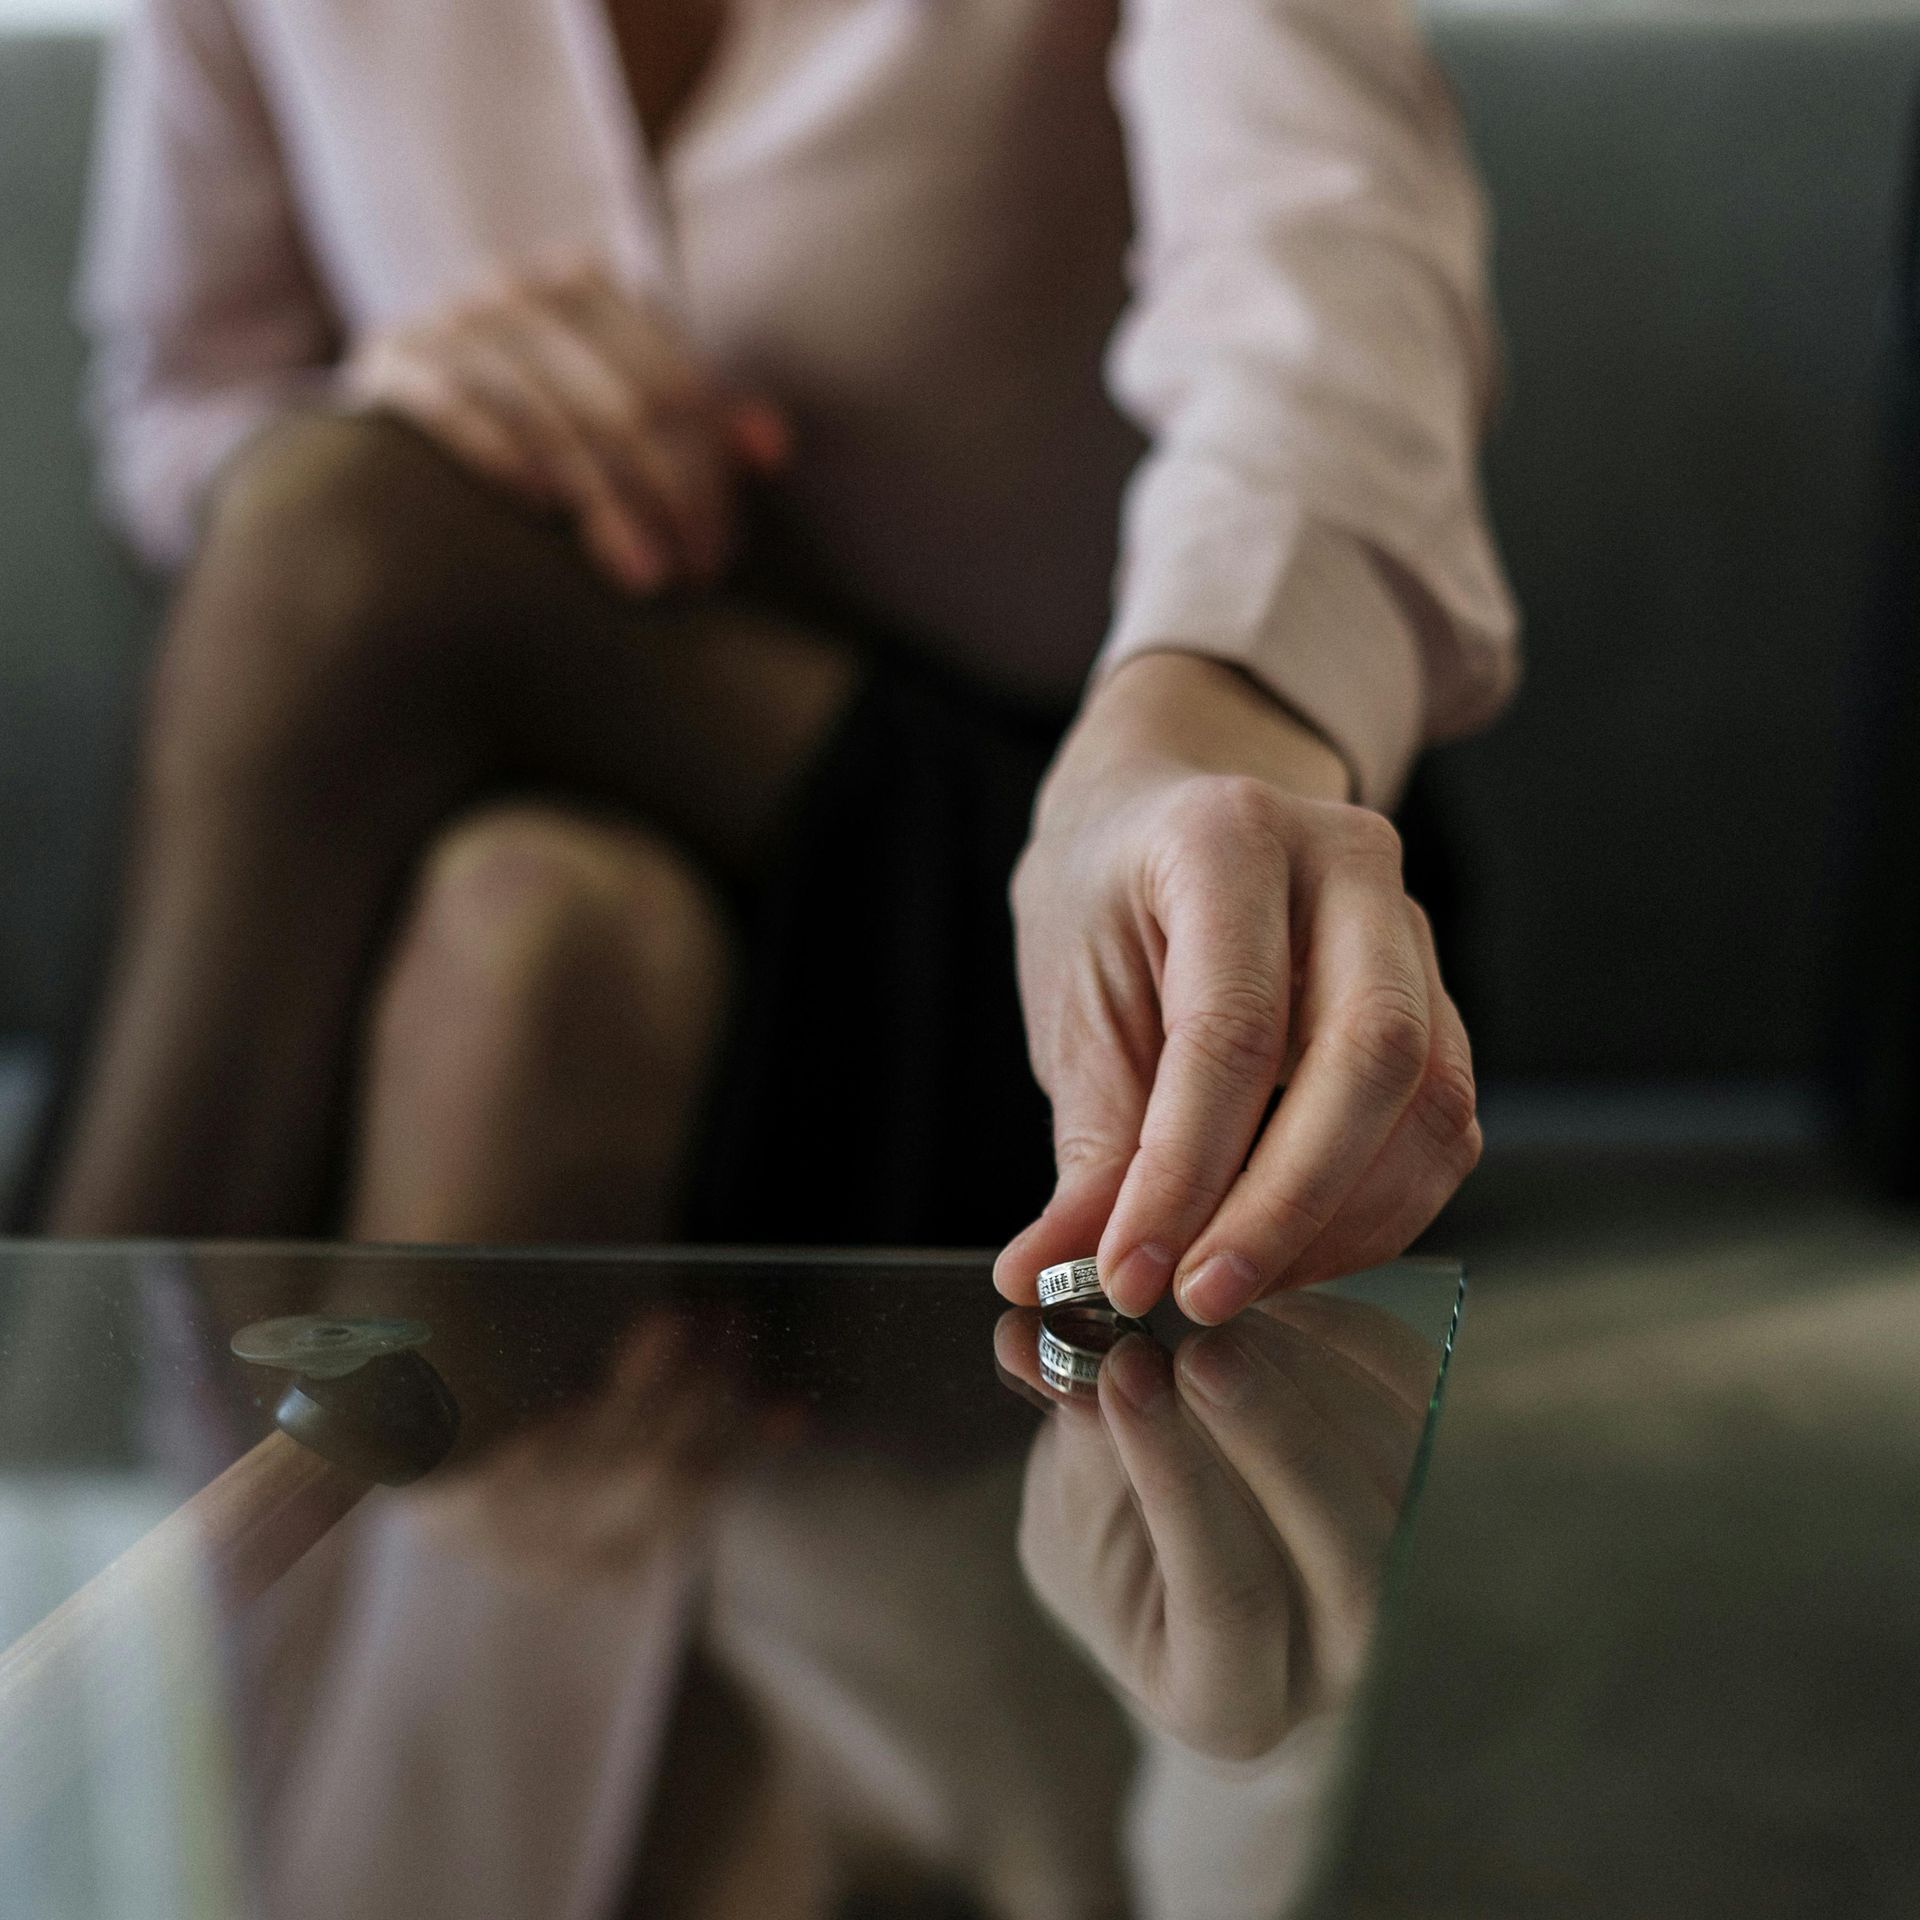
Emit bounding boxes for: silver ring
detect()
[1037,1257,1105,1308]
[1037,1303,1147,1394]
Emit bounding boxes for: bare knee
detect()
[365,804,734,1121]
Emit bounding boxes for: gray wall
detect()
[1429,16,1919,1077]
[0,33,148,1048]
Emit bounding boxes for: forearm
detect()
[80,0,341,567]
[1102,0,1520,805]
[92,367,341,571]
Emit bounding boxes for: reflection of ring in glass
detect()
[1039,1304,1147,1395]
[1038,1257,1105,1308]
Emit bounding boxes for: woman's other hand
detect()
[342,260,789,595]
[997,651,1481,1324]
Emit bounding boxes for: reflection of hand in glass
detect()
[417,1309,797,1576]
[997,1293,1432,1762]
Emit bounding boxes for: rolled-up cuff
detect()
[1095,478,1432,810]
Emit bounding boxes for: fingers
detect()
[1005,1305,1410,1757]
[1003,786,1454,1321]
[725,396,793,474]
[564,265,792,489]
[1097,1329,1311,1756]
[992,1308,1105,1421]
[346,339,557,506]
[343,262,783,596]
[1222,1310,1424,1508]
[542,267,789,564]
[1013,1350,1150,1651]
[995,933,1156,1303]
[1005,693,1482,1325]
[1095,779,1294,1316]
[560,265,717,427]
[485,293,727,590]
[1276,908,1482,1291]
[1254,1288,1442,1417]
[433,316,674,593]
[1100,1336,1292,1635]
[1175,819,1433,1323]
[991,1308,1056,1407]
[1170,1320,1398,1669]
[995,1150,1131,1306]
[527,276,733,579]
[349,306,667,587]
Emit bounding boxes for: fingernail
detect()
[1108,1242,1174,1314]
[1178,1251,1261,1325]
[1181,1329,1255,1411]
[1106,1334,1171,1415]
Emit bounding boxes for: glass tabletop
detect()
[0,1242,1464,1920]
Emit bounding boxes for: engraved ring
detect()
[1037,1257,1105,1309]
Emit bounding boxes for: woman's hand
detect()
[996,651,1480,1324]
[341,259,788,595]
[997,1293,1431,1759]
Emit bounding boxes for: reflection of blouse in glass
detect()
[80,0,1519,807]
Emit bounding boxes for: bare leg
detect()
[47,413,853,1237]
[347,805,731,1244]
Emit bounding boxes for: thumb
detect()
[994,1058,1145,1304]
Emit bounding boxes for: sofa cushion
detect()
[0,32,149,1050]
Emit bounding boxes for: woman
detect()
[51,0,1518,1324]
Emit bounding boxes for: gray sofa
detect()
[3,15,1919,1218]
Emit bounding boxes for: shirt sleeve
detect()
[77,0,341,570]
[1097,0,1521,808]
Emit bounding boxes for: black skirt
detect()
[686,657,1067,1250]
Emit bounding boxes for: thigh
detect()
[147,410,609,818]
[170,409,856,879]
[495,590,859,885]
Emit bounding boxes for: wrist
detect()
[1042,652,1355,829]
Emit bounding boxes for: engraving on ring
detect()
[1037,1257,1105,1307]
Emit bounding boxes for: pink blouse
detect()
[79,0,1520,804]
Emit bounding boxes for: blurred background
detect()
[4,0,1920,1214]
[5,6,1920,1910]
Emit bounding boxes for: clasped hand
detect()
[343,258,787,595]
